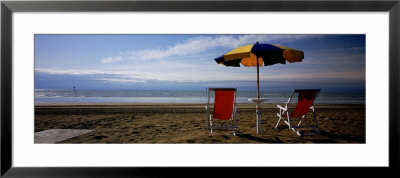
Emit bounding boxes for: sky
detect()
[34,34,365,92]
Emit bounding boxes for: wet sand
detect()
[34,103,365,143]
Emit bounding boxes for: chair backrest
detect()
[289,89,320,118]
[208,88,236,120]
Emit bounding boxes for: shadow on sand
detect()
[237,134,284,143]
[313,131,365,143]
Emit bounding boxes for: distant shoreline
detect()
[34,89,366,104]
[34,102,365,109]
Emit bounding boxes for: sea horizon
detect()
[34,88,366,104]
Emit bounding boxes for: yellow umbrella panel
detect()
[214,42,304,98]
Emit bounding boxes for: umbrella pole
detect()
[257,56,260,99]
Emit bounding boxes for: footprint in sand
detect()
[93,136,108,139]
[186,140,195,143]
[222,135,230,139]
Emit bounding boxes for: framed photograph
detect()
[2,0,399,177]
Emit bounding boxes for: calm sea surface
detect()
[34,89,365,104]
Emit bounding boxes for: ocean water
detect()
[34,89,365,104]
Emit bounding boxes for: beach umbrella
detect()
[214,42,304,99]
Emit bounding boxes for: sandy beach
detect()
[34,103,365,143]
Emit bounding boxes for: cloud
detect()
[101,56,123,64]
[35,70,365,91]
[100,34,321,64]
[36,62,364,86]
[260,71,365,81]
[97,77,146,83]
[35,68,147,76]
[35,68,103,75]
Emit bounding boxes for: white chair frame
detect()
[276,89,321,136]
[205,87,238,136]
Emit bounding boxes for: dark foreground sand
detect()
[34,103,365,143]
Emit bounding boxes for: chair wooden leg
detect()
[310,107,320,134]
[283,120,301,136]
[275,114,282,128]
[298,115,306,126]
[295,118,302,136]
[231,119,236,136]
[303,110,320,134]
[297,119,302,126]
[287,115,292,129]
[295,129,301,136]
[234,113,238,128]
[275,109,283,128]
[205,114,209,130]
[312,107,319,128]
[210,114,213,134]
[285,114,302,136]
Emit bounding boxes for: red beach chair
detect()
[205,88,238,136]
[275,89,321,136]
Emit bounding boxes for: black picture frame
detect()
[1,0,399,177]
